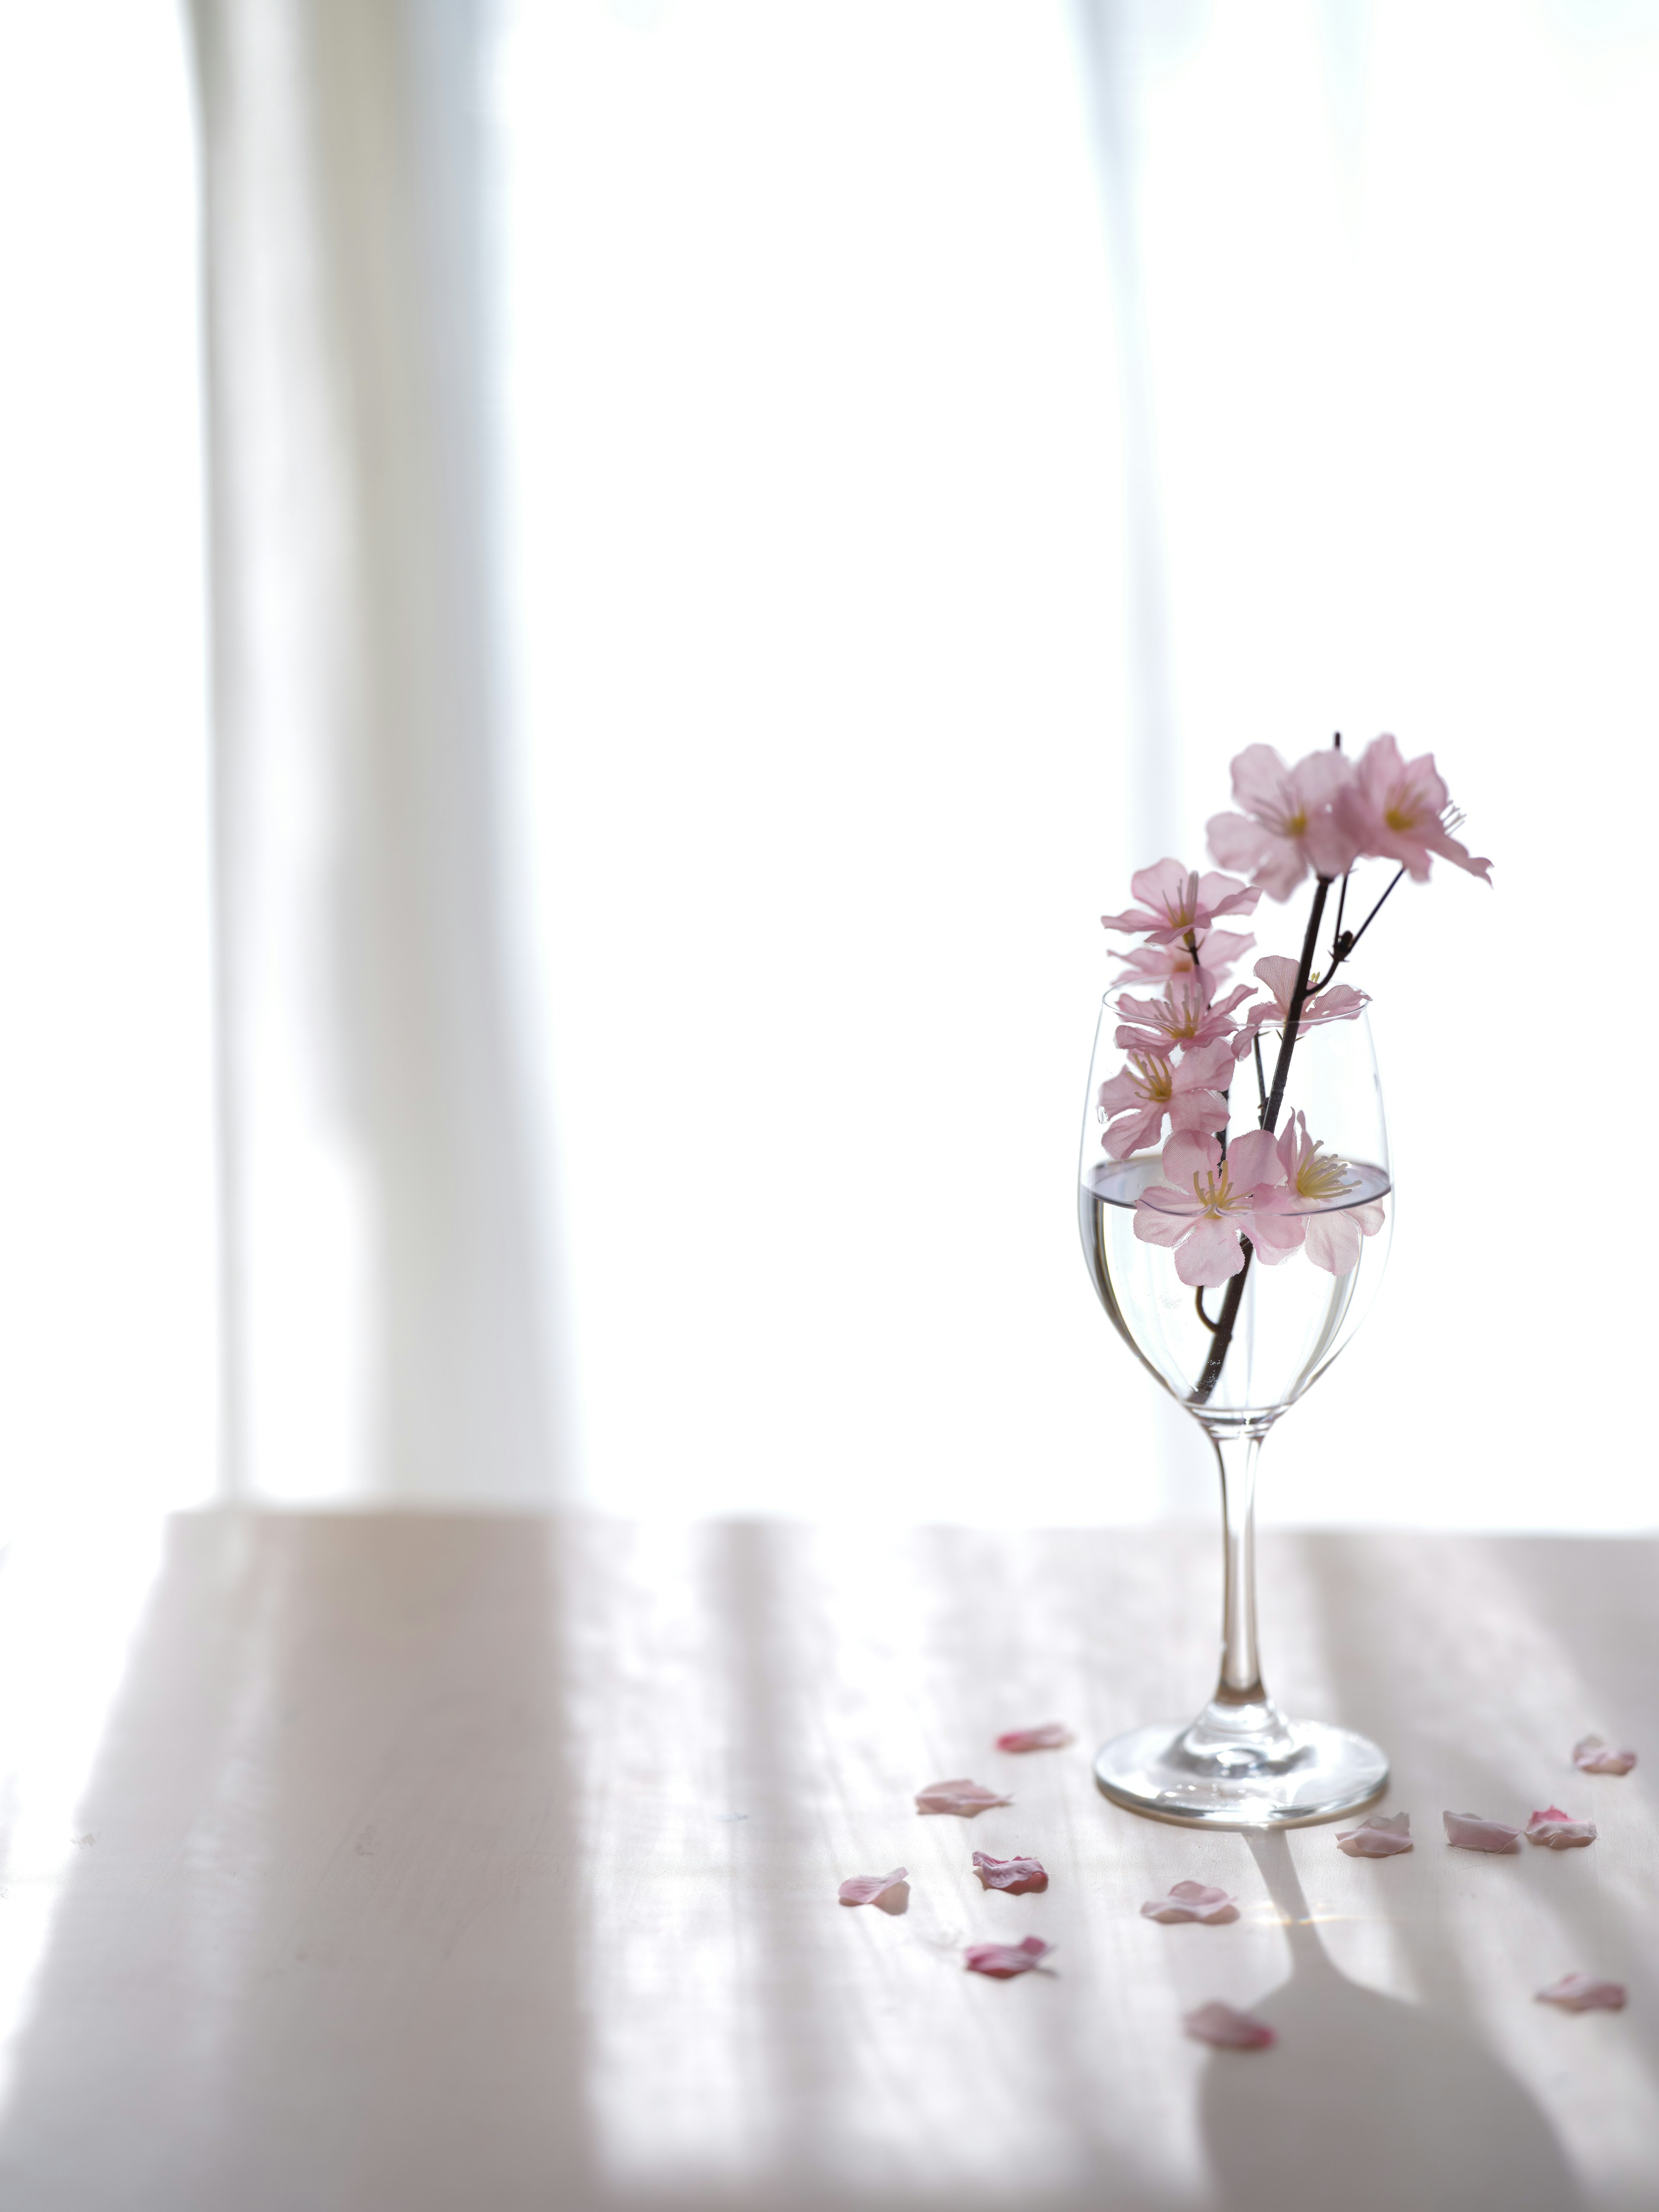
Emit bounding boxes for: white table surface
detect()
[0,1511,1649,2212]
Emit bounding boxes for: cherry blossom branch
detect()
[1259,876,1331,1138]
[1189,875,1328,1405]
[1194,1287,1218,1334]
[1190,1235,1253,1403]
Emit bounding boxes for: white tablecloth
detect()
[0,1513,1649,2211]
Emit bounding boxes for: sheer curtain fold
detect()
[191,0,562,1505]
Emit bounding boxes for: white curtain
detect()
[190,0,566,1504]
[176,0,1659,1529]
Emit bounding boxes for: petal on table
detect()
[1140,1881,1239,1924]
[1527,1807,1597,1849]
[964,1936,1052,1980]
[994,1724,1074,1754]
[1183,2001,1275,2049]
[1537,1974,1626,2013]
[972,1852,1049,1894]
[838,1868,909,1907]
[1337,1812,1414,1858]
[1574,1735,1637,1775]
[1443,1810,1522,1852]
[915,1778,1012,1817]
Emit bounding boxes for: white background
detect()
[3,1,1655,1530]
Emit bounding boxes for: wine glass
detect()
[1078,995,1392,1826]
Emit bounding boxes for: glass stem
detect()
[1211,1424,1267,1708]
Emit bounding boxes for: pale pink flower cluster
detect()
[1207,735,1491,903]
[1096,730,1490,1278]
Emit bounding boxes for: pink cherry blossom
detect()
[915,1779,1012,1817]
[1234,955,1370,1063]
[973,1852,1049,1894]
[1100,858,1261,946]
[1115,980,1255,1059]
[1574,1735,1637,1775]
[1183,2002,1275,2050]
[1098,1041,1234,1160]
[1336,1812,1413,1858]
[964,1936,1052,1980]
[838,1868,909,1908]
[994,1724,1074,1754]
[1537,1974,1626,2013]
[1332,734,1492,884]
[1527,1806,1597,1850]
[1268,1112,1386,1275]
[1443,1810,1522,1853]
[1140,1881,1239,1924]
[1112,927,1256,992]
[1207,744,1359,900]
[1133,1129,1293,1288]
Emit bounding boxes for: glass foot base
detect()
[1094,1716,1389,1828]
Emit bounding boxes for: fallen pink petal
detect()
[1140,1880,1239,1924]
[964,1936,1052,1980]
[973,1852,1049,1895]
[1443,1810,1522,1853]
[1574,1735,1637,1776]
[838,1868,909,1908]
[1527,1806,1598,1850]
[915,1779,1013,1818]
[995,1724,1075,1754]
[1183,2001,1275,2050]
[1537,1974,1626,2014]
[1337,1812,1413,1858]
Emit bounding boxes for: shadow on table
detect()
[0,1512,594,2212]
[1200,1833,1583,2212]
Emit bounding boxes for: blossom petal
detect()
[1104,1104,1169,1160]
[1574,1735,1637,1776]
[1248,1209,1307,1261]
[1287,747,1355,810]
[964,1936,1052,1979]
[1183,2001,1275,2050]
[1527,1807,1598,1849]
[973,1852,1049,1894]
[839,1867,909,1908]
[1227,744,1295,817]
[1128,858,1194,913]
[1251,954,1303,1010]
[1166,1087,1230,1136]
[1423,821,1493,881]
[1173,1220,1248,1287]
[1537,1974,1626,2013]
[915,1779,1012,1817]
[1134,1199,1198,1247]
[1140,1881,1239,1924]
[995,1724,1074,1754]
[1443,1809,1522,1853]
[1161,1130,1219,1186]
[1225,1128,1281,1188]
[1171,1041,1238,1092]
[1337,1812,1413,1858]
[1302,807,1363,879]
[1195,872,1262,922]
[1303,1210,1365,1275]
[1206,811,1273,878]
